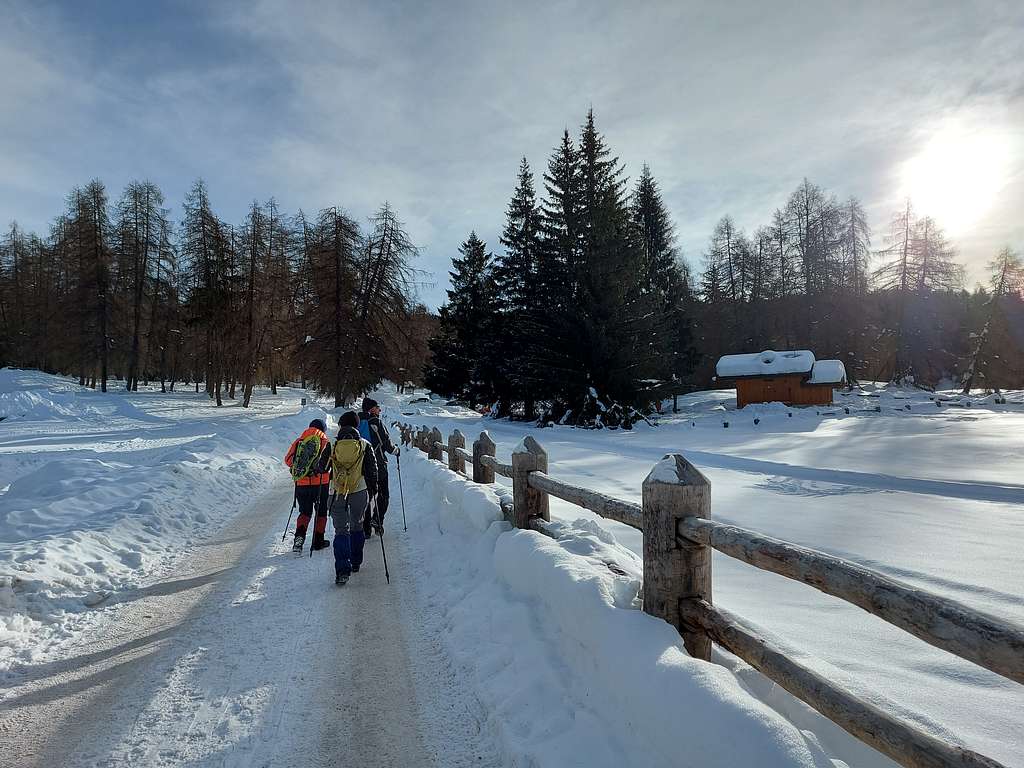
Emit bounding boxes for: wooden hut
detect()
[715,350,847,408]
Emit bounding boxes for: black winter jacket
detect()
[358,411,396,463]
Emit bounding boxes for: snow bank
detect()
[717,349,815,378]
[0,376,158,423]
[0,369,320,671]
[402,451,839,768]
[392,380,1024,766]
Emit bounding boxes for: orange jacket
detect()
[284,427,331,486]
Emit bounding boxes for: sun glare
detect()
[900,121,1013,234]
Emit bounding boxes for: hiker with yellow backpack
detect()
[329,410,379,585]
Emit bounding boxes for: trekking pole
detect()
[374,497,391,584]
[396,453,408,532]
[379,526,390,584]
[281,487,298,542]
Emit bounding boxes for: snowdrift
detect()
[0,369,323,671]
[401,450,841,768]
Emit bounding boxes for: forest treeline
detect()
[0,180,436,406]
[3,111,1022,419]
[425,110,1024,424]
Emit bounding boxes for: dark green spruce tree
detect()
[424,232,495,406]
[532,130,583,412]
[630,164,697,410]
[570,109,656,421]
[492,157,544,418]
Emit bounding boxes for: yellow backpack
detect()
[331,439,365,495]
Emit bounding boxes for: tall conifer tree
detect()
[424,232,495,405]
[494,158,544,416]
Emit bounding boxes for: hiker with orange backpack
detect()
[284,418,332,553]
[329,410,378,585]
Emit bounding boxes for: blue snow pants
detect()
[331,489,369,576]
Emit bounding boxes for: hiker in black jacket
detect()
[358,397,399,536]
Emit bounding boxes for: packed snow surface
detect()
[401,451,837,768]
[3,372,1023,767]
[1,475,504,768]
[0,368,326,669]
[716,349,816,378]
[391,383,1024,767]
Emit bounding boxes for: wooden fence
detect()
[396,422,1023,768]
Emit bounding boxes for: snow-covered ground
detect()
[2,371,1021,767]
[0,368,327,670]
[385,384,1024,767]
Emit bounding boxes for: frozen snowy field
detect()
[1,370,1022,767]
[389,386,1024,766]
[0,368,321,668]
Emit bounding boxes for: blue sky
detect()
[2,0,1022,308]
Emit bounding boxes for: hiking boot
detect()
[311,540,330,551]
[335,572,349,586]
[292,534,305,553]
[351,564,360,573]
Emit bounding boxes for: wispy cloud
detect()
[1,0,1021,304]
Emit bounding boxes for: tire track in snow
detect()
[2,482,505,768]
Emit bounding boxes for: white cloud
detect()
[1,0,1021,300]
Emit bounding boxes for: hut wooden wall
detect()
[735,375,834,407]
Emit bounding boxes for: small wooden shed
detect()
[715,350,847,408]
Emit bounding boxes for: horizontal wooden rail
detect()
[528,471,643,530]
[480,453,513,478]
[678,517,1024,685]
[407,421,1015,767]
[679,600,1006,768]
[529,517,560,539]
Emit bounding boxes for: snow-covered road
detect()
[3,373,1021,767]
[0,483,503,768]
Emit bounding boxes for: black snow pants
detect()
[296,483,330,543]
[363,455,390,534]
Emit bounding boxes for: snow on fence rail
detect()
[396,422,1023,768]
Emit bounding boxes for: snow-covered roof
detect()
[808,359,847,385]
[716,350,815,379]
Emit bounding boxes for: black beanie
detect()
[308,418,327,433]
[361,397,379,412]
[338,410,359,429]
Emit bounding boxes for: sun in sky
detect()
[899,117,1015,235]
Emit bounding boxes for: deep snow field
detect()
[0,368,325,670]
[385,384,1024,767]
[2,368,1022,767]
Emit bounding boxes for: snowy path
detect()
[0,483,503,768]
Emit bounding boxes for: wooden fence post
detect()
[642,454,712,661]
[449,429,466,474]
[511,436,549,528]
[429,427,444,462]
[473,431,495,483]
[417,426,429,453]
